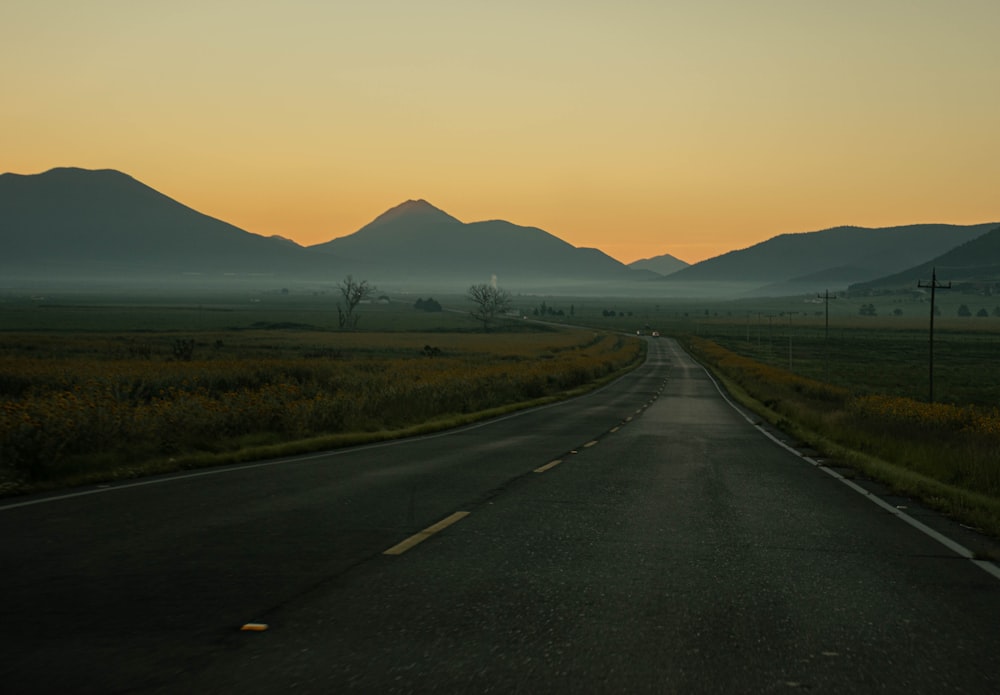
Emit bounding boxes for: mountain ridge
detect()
[351,199,462,234]
[309,200,640,286]
[0,167,335,278]
[663,222,999,295]
[850,225,1000,291]
[0,168,647,289]
[3,167,998,296]
[628,253,689,277]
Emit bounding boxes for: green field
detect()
[0,287,644,496]
[0,287,478,332]
[523,290,1000,406]
[4,285,997,412]
[497,289,1000,538]
[3,285,999,537]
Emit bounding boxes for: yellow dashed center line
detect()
[383,511,470,555]
[583,440,598,448]
[534,459,562,473]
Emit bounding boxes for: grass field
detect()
[507,289,1000,537]
[521,290,1000,406]
[0,288,643,495]
[678,333,1000,536]
[3,284,999,537]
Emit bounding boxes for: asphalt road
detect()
[2,337,1000,693]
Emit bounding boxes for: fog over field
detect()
[2,168,998,300]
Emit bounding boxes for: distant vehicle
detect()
[652,331,660,337]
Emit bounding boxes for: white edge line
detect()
[1,366,629,512]
[689,346,1000,584]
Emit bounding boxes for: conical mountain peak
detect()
[363,199,462,230]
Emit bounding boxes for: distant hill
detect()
[628,253,689,277]
[268,234,304,248]
[850,225,1000,292]
[0,167,335,283]
[0,169,659,291]
[664,223,999,296]
[309,199,652,288]
[5,167,992,297]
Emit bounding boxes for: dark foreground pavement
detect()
[2,338,999,693]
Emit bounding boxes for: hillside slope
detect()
[851,225,1000,291]
[310,199,649,286]
[0,167,335,280]
[665,223,998,294]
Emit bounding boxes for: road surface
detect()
[2,337,999,693]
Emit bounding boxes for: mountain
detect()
[0,169,656,292]
[268,234,303,247]
[357,199,463,231]
[310,199,650,288]
[0,167,336,282]
[5,167,993,297]
[850,225,1000,292]
[663,223,999,296]
[628,253,689,277]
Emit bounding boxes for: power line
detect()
[817,289,837,380]
[917,267,951,403]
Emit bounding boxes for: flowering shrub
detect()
[0,332,642,487]
[844,394,1000,492]
[685,336,1000,496]
[687,337,849,411]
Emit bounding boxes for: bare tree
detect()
[468,283,512,332]
[337,275,375,329]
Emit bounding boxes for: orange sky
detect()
[3,1,998,264]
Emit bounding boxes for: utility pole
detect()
[917,268,951,403]
[787,311,799,370]
[817,290,836,380]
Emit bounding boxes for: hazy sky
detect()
[3,1,998,264]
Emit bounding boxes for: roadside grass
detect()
[681,335,1000,538]
[7,284,1000,531]
[0,325,643,496]
[702,325,1000,407]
